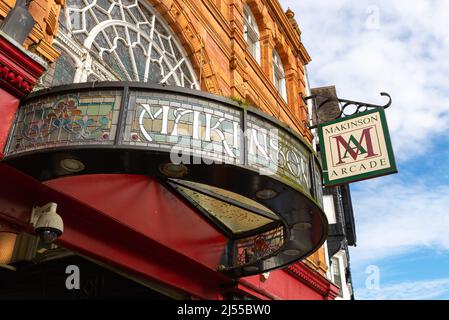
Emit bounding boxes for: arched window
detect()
[45,0,199,89]
[272,50,286,101]
[243,4,260,63]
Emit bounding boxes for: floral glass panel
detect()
[9,91,122,154]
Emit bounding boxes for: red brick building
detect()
[0,0,339,299]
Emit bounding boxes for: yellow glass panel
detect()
[172,180,276,218]
[174,184,275,234]
[0,232,17,264]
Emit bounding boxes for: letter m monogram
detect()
[333,127,378,165]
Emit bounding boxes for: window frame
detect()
[243,4,261,64]
[332,257,344,298]
[272,50,287,101]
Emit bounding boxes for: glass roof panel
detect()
[171,179,277,217]
[171,182,277,235]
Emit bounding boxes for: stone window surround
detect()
[243,0,295,107]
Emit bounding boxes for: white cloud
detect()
[350,178,449,264]
[356,277,449,300]
[280,0,449,161]
[278,1,449,299]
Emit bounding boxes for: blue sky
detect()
[280,0,449,299]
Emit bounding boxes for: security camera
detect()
[30,202,64,244]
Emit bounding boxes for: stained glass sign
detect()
[9,91,122,153]
[4,82,327,278]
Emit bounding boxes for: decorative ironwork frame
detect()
[234,226,285,268]
[303,92,392,129]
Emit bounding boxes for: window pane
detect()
[59,0,198,88]
[272,50,287,101]
[332,258,344,297]
[243,4,260,63]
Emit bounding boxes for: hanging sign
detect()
[318,108,397,186]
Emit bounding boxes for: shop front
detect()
[0,82,338,299]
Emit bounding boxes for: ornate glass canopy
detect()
[39,0,199,88]
[5,82,327,277]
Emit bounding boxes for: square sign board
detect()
[318,108,397,187]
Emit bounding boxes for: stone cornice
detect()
[0,32,47,98]
[54,31,85,58]
[202,0,233,37]
[266,0,300,46]
[299,42,312,65]
[265,0,312,64]
[286,262,340,299]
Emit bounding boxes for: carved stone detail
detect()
[0,32,46,97]
[287,262,340,299]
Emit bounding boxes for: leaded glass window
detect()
[44,0,199,89]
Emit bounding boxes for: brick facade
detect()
[0,0,328,276]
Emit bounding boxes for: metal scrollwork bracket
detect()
[303,92,392,129]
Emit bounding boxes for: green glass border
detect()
[317,108,398,187]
